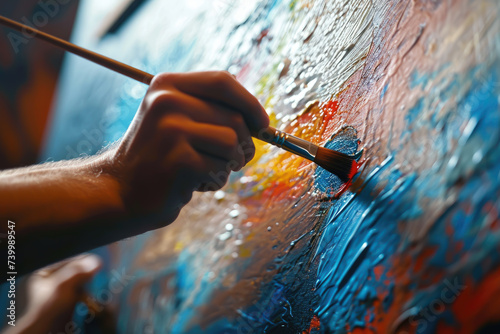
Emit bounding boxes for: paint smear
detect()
[36,0,500,333]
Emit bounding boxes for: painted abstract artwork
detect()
[43,0,500,332]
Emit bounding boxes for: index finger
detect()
[35,254,90,277]
[154,71,270,131]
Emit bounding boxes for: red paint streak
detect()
[351,328,376,334]
[322,100,339,122]
[445,221,454,237]
[373,265,385,281]
[333,159,361,199]
[320,100,341,142]
[255,29,270,45]
[236,62,252,81]
[434,267,500,333]
[484,201,500,230]
[302,315,321,334]
[348,159,361,180]
[413,246,437,273]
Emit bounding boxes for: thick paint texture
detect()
[314,126,361,197]
[41,0,500,333]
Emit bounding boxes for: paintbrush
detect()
[0,15,358,181]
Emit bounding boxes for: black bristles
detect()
[314,147,356,182]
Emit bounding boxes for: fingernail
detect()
[79,255,101,272]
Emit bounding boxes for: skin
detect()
[0,71,269,277]
[3,255,102,334]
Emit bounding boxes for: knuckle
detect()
[231,113,245,128]
[148,91,181,112]
[225,129,239,150]
[150,72,177,88]
[159,116,188,138]
[220,70,234,79]
[212,71,233,89]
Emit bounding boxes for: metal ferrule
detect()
[270,128,318,162]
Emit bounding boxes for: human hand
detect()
[4,254,101,334]
[105,71,269,229]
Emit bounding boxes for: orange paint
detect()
[303,315,321,333]
[242,98,347,198]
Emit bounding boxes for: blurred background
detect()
[0,0,79,169]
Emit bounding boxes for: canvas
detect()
[42,0,500,332]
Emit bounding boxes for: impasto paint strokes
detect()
[308,0,500,332]
[115,0,500,332]
[44,0,500,332]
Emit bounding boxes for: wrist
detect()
[48,148,128,231]
[84,147,158,236]
[87,145,180,234]
[93,149,126,210]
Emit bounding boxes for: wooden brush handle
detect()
[0,15,154,85]
[0,16,353,179]
[0,15,278,141]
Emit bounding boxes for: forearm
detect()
[0,151,126,276]
[0,71,270,277]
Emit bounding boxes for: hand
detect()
[0,71,268,275]
[106,71,269,229]
[4,255,101,334]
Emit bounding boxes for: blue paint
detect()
[314,158,408,329]
[409,64,450,89]
[405,97,424,127]
[107,60,500,333]
[310,61,500,331]
[314,126,360,196]
[380,82,389,100]
[33,0,500,331]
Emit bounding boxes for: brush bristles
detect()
[314,147,356,182]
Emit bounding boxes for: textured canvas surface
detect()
[43,0,500,332]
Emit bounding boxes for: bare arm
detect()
[0,153,125,277]
[0,71,269,277]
